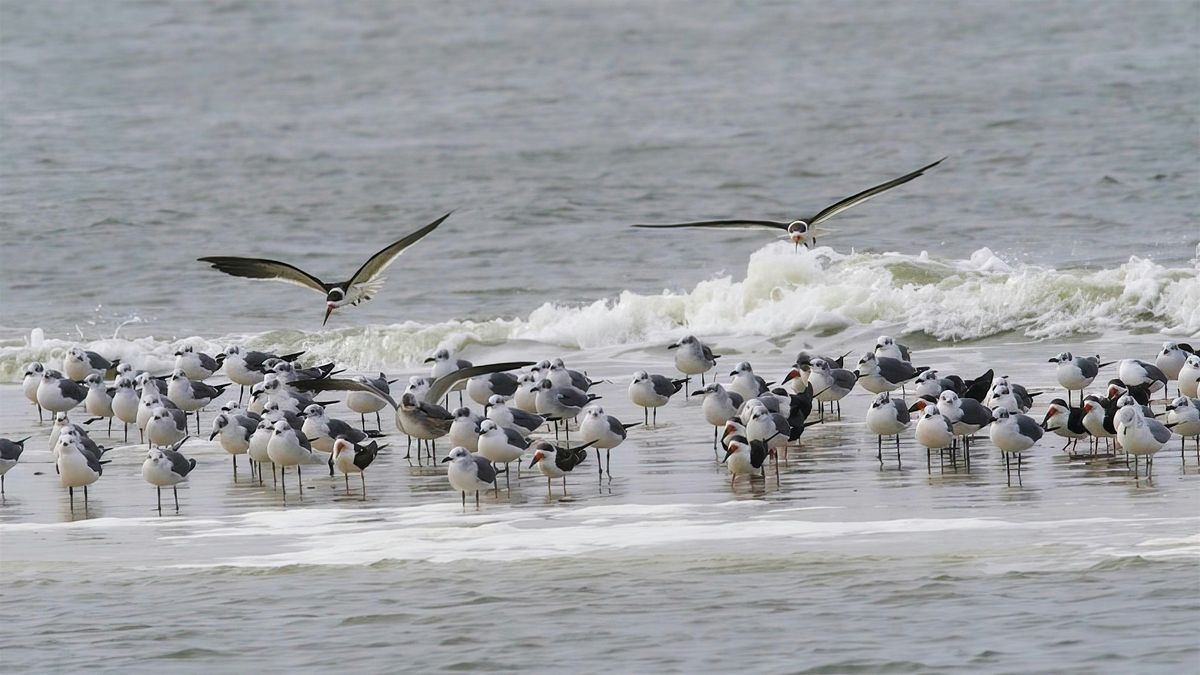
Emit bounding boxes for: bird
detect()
[989,408,1044,486]
[874,336,912,362]
[865,392,910,465]
[331,437,382,499]
[111,376,141,443]
[722,434,775,486]
[1049,352,1113,406]
[425,348,472,405]
[742,404,791,461]
[466,372,521,408]
[1079,396,1117,454]
[198,212,451,324]
[913,369,947,400]
[1115,402,1172,479]
[692,383,745,456]
[210,412,259,479]
[147,406,189,449]
[486,395,547,435]
[632,158,945,250]
[346,373,397,430]
[628,371,688,424]
[36,369,87,414]
[167,369,231,433]
[802,358,856,420]
[534,379,599,439]
[21,362,44,422]
[55,428,106,511]
[915,406,955,473]
[578,406,638,476]
[63,346,119,382]
[1041,399,1089,455]
[448,407,485,452]
[301,404,383,455]
[247,419,275,486]
[82,373,117,434]
[1165,397,1200,461]
[221,346,304,401]
[528,439,594,496]
[936,390,993,464]
[142,438,196,513]
[1155,342,1194,382]
[727,361,770,402]
[855,352,925,394]
[0,436,29,495]
[668,335,720,394]
[547,359,599,392]
[476,420,531,490]
[1179,355,1200,398]
[174,345,223,381]
[267,419,319,499]
[442,446,498,508]
[513,372,542,413]
[1118,359,1168,395]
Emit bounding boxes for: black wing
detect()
[428,362,535,405]
[287,378,398,409]
[354,441,381,470]
[807,158,945,226]
[633,219,788,231]
[196,257,330,294]
[344,212,452,289]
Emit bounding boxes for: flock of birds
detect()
[3,337,1198,513]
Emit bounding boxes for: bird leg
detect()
[232,456,238,481]
[297,466,303,496]
[174,486,180,511]
[360,474,367,501]
[157,486,162,514]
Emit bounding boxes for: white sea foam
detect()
[2,245,1195,382]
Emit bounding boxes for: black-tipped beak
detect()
[728,371,738,377]
[690,390,705,397]
[440,456,451,463]
[667,343,679,350]
[1047,358,1058,363]
[323,304,334,326]
[208,431,218,441]
[423,358,435,363]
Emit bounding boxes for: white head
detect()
[478,419,499,434]
[446,446,472,462]
[488,394,507,407]
[272,420,290,434]
[585,405,605,419]
[24,362,44,378]
[302,404,326,419]
[84,373,104,388]
[938,390,961,407]
[632,371,650,383]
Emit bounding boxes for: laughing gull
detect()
[82,374,117,434]
[865,392,910,465]
[49,414,109,464]
[913,369,947,399]
[37,369,87,413]
[173,345,222,380]
[63,346,119,382]
[467,371,521,408]
[936,390,992,463]
[722,434,774,486]
[135,371,169,396]
[728,362,770,402]
[874,336,912,362]
[633,158,945,249]
[534,379,599,439]
[442,446,497,508]
[743,404,791,461]
[1165,397,1200,461]
[301,404,383,454]
[167,369,231,433]
[248,419,275,486]
[22,362,44,422]
[111,376,140,442]
[55,428,106,511]
[210,412,258,479]
[1049,352,1114,405]
[331,437,382,499]
[199,211,451,324]
[426,349,472,404]
[142,438,196,513]
[548,359,598,392]
[222,346,304,400]
[1040,399,1088,454]
[0,436,29,495]
[267,419,320,498]
[528,439,594,496]
[486,394,547,435]
[1118,359,1169,395]
[855,352,926,394]
[147,406,189,449]
[448,407,485,452]
[476,420,531,490]
[668,335,720,393]
[915,406,955,473]
[1155,342,1195,382]
[1115,403,1172,479]
[137,390,180,439]
[800,358,856,420]
[628,371,688,424]
[346,373,396,430]
[692,383,745,455]
[578,405,638,476]
[989,408,1043,486]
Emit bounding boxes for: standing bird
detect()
[442,446,497,508]
[1115,403,1172,479]
[668,335,720,394]
[803,358,857,420]
[915,407,955,473]
[534,379,599,439]
[0,437,30,495]
[874,336,912,362]
[425,349,472,406]
[147,406,189,449]
[1165,397,1200,462]
[331,437,382,499]
[728,362,771,402]
[1118,359,1168,395]
[1178,355,1200,398]
[528,439,594,496]
[855,352,925,394]
[111,376,141,443]
[487,395,547,435]
[633,158,945,250]
[63,347,118,382]
[448,407,485,453]
[628,371,688,425]
[56,429,105,511]
[346,373,397,430]
[578,406,639,476]
[37,369,87,414]
[142,438,196,513]
[692,383,745,456]
[1041,399,1089,455]
[865,392,910,465]
[722,434,775,487]
[167,370,230,433]
[267,420,318,498]
[21,362,45,422]
[198,212,451,324]
[466,372,521,408]
[1049,353,1113,406]
[174,345,223,381]
[222,346,304,402]
[1156,342,1195,382]
[936,390,993,463]
[989,408,1044,486]
[210,412,258,479]
[82,374,117,434]
[476,420,531,490]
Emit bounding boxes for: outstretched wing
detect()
[345,212,453,289]
[633,219,788,231]
[290,378,398,409]
[197,256,330,294]
[808,158,945,226]
[427,362,534,405]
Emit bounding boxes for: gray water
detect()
[1,1,1199,673]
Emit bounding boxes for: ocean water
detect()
[1,0,1199,673]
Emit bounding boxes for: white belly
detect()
[476,438,523,465]
[142,460,184,487]
[347,391,388,414]
[58,452,99,488]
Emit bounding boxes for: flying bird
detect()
[632,158,944,250]
[198,212,452,324]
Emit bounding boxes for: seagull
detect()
[668,335,720,394]
[210,411,259,479]
[466,372,521,408]
[346,373,397,430]
[915,406,955,473]
[448,407,485,452]
[147,406,189,449]
[855,352,926,394]
[82,374,117,434]
[142,438,196,513]
[198,211,451,324]
[167,369,231,433]
[528,439,594,496]
[534,379,599,439]
[331,437,383,499]
[174,345,223,381]
[547,359,599,392]
[936,390,993,464]
[248,419,275,486]
[486,395,547,435]
[874,336,912,362]
[63,346,119,382]
[55,428,106,511]
[865,392,910,465]
[1165,397,1200,461]
[692,383,745,456]
[442,446,497,508]
[628,371,688,424]
[632,158,945,249]
[1117,359,1168,395]
[301,404,383,454]
[0,436,30,495]
[267,419,318,498]
[137,390,179,439]
[1179,355,1200,398]
[1155,342,1195,382]
[1115,403,1172,479]
[799,358,856,420]
[913,370,947,400]
[111,376,141,442]
[513,372,542,413]
[1049,352,1114,406]
[727,362,770,402]
[989,408,1044,486]
[37,369,87,413]
[476,420,530,490]
[743,404,791,461]
[425,349,472,405]
[21,362,45,422]
[222,346,305,400]
[578,405,638,476]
